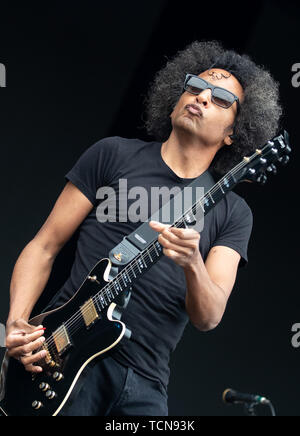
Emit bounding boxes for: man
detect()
[4,41,282,415]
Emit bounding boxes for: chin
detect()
[174,116,201,136]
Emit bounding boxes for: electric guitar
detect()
[0,131,291,416]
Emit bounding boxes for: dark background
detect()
[0,0,299,416]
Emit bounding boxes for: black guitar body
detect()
[0,258,129,416]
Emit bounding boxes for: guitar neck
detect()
[92,164,246,311]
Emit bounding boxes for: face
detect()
[170,68,244,148]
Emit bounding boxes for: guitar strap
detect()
[108,169,215,269]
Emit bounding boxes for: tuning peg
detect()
[283,131,291,153]
[279,155,290,166]
[257,173,268,185]
[247,168,256,176]
[267,164,277,175]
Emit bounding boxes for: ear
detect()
[224,134,234,146]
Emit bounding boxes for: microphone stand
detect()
[244,403,257,417]
[243,401,276,417]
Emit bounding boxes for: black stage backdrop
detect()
[0,0,299,416]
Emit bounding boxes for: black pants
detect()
[60,356,169,416]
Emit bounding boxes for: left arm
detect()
[149,221,241,332]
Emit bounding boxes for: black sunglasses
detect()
[183,74,240,110]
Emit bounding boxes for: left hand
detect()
[149,221,201,270]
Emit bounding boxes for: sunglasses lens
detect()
[185,76,207,95]
[212,88,235,108]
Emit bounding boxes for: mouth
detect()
[185,104,203,117]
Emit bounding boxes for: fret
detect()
[209,192,215,204]
[116,278,123,292]
[218,181,225,194]
[109,286,115,299]
[112,285,117,298]
[94,296,102,313]
[154,243,159,257]
[123,270,131,284]
[227,171,237,187]
[99,294,106,309]
[203,196,210,209]
[147,248,153,263]
[230,171,237,183]
[130,263,137,278]
[199,202,205,213]
[121,274,127,288]
[136,260,142,274]
[156,242,163,253]
[223,177,230,189]
[141,255,148,269]
[113,280,121,296]
[97,296,105,310]
[113,282,120,296]
[138,258,145,271]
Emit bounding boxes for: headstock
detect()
[236,130,291,185]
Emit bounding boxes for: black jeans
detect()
[60,356,168,416]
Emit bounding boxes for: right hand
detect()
[5,319,47,373]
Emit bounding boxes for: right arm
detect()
[6,181,94,372]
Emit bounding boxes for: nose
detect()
[195,89,212,108]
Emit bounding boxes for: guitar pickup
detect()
[52,325,71,356]
[80,298,100,329]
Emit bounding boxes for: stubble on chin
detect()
[172,110,200,136]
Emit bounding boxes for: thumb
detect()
[149,221,171,232]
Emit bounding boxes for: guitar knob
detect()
[53,372,64,381]
[45,390,56,400]
[279,156,290,166]
[32,401,43,410]
[267,164,277,175]
[257,174,268,185]
[39,382,50,392]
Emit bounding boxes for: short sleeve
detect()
[212,198,253,268]
[65,138,113,206]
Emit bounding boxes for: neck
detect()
[161,130,219,179]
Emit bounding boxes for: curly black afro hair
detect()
[144,40,282,175]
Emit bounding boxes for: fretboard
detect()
[92,166,243,311]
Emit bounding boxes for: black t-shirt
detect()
[47,137,253,390]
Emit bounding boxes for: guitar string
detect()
[41,152,258,355]
[42,144,279,355]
